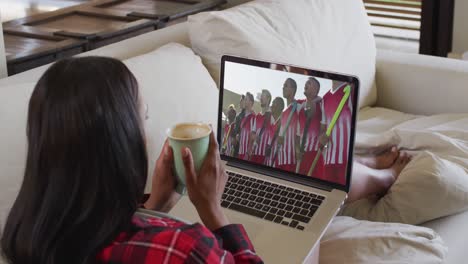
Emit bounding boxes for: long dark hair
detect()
[1,57,148,263]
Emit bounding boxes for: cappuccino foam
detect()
[170,123,211,139]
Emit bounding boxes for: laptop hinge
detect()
[226,161,334,192]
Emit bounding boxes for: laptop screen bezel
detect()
[218,55,359,193]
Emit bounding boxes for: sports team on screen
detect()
[221,77,353,185]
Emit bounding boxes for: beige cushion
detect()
[321,216,447,264]
[375,49,468,115]
[188,0,377,108]
[123,43,219,191]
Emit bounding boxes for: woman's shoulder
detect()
[96,212,216,263]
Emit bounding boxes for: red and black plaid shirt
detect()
[97,212,263,263]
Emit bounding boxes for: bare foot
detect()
[376,152,412,196]
[356,146,399,169]
[388,152,412,181]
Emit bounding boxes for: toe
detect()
[399,155,406,164]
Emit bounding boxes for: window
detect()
[364,0,455,57]
[364,0,422,53]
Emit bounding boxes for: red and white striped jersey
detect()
[253,112,274,156]
[277,101,304,166]
[322,84,353,165]
[238,112,256,156]
[265,117,281,167]
[299,97,325,152]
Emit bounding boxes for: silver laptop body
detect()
[171,56,360,263]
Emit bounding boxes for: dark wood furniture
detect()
[4,6,158,75]
[3,0,226,76]
[4,29,86,76]
[95,0,225,22]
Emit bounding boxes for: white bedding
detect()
[320,216,447,264]
[336,107,468,264]
[345,107,468,224]
[355,107,468,155]
[422,210,468,264]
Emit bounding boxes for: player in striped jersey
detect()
[265,97,285,167]
[221,106,237,156]
[321,82,353,185]
[297,78,327,177]
[251,90,275,165]
[233,95,246,158]
[238,92,257,161]
[275,78,303,172]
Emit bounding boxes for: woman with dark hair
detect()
[1,57,263,264]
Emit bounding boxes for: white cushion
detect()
[188,0,377,108]
[375,49,468,115]
[0,82,35,228]
[321,216,447,264]
[123,43,219,192]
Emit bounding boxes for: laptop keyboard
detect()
[221,171,325,231]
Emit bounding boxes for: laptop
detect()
[170,55,359,263]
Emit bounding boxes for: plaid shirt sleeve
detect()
[97,215,263,264]
[186,223,263,264]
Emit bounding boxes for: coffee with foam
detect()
[169,123,211,140]
[167,122,211,195]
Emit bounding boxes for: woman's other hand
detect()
[182,131,229,230]
[144,140,181,212]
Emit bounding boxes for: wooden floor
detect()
[0,0,93,22]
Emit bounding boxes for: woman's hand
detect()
[144,140,181,213]
[182,131,229,230]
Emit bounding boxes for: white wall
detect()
[0,10,7,78]
[453,0,468,56]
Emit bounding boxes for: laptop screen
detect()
[219,56,359,191]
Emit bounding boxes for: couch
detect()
[1,1,468,263]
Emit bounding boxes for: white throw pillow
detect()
[321,216,447,264]
[341,151,468,225]
[0,82,35,228]
[123,43,219,192]
[188,0,377,108]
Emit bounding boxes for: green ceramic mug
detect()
[167,123,211,195]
